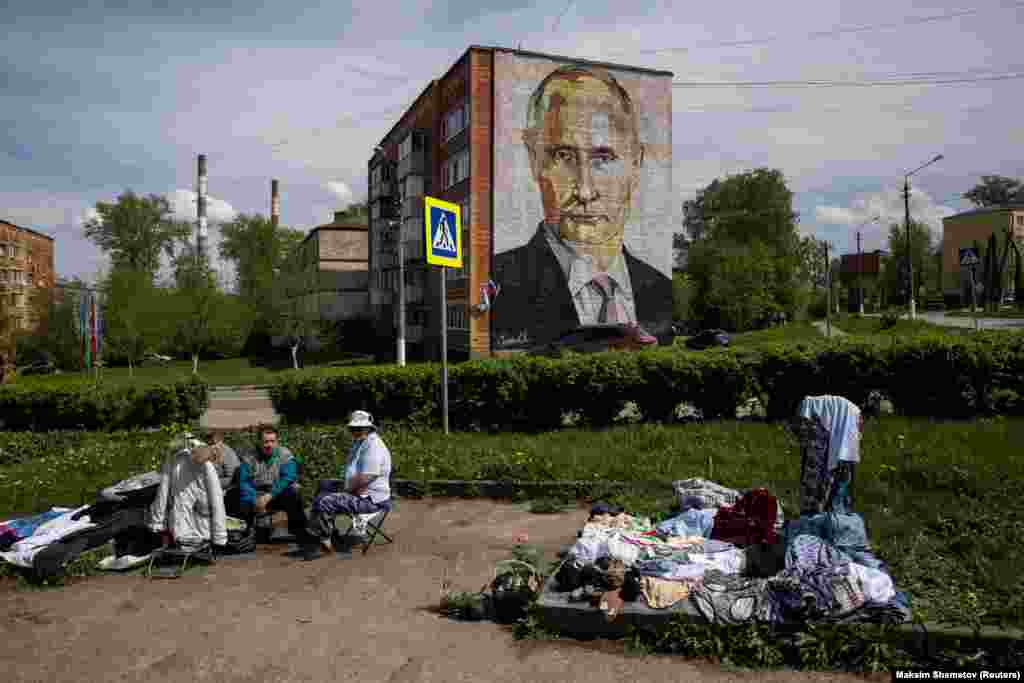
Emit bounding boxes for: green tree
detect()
[1014,242,1024,311]
[101,269,168,375]
[333,201,369,224]
[671,271,692,322]
[83,191,191,285]
[963,175,1023,208]
[884,221,933,306]
[167,255,254,374]
[218,213,304,302]
[688,238,780,331]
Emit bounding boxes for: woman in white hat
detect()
[302,410,392,560]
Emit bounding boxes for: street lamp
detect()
[374,145,405,367]
[855,216,881,315]
[904,154,943,320]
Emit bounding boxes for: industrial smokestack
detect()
[271,179,280,228]
[197,154,208,266]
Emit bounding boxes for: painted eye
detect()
[554,149,576,163]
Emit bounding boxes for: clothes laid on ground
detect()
[710,488,780,547]
[691,570,775,625]
[149,445,227,549]
[589,502,624,517]
[588,513,652,533]
[673,478,740,511]
[32,506,160,580]
[0,507,96,568]
[0,509,69,549]
[656,509,717,538]
[640,576,698,609]
[98,472,162,505]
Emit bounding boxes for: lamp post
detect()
[903,154,943,320]
[375,146,405,367]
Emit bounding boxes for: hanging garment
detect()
[0,507,95,569]
[0,509,70,549]
[148,446,227,548]
[796,396,863,514]
[710,488,780,547]
[640,576,698,609]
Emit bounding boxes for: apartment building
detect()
[368,46,676,361]
[278,211,370,350]
[0,219,56,335]
[942,204,1024,303]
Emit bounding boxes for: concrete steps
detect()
[199,387,280,431]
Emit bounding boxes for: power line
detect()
[672,71,1024,88]
[616,1,1024,56]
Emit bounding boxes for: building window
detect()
[399,133,412,161]
[1017,215,1024,226]
[441,100,470,142]
[446,304,468,330]
[442,148,470,190]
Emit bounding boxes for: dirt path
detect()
[0,499,870,683]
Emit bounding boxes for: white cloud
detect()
[166,188,238,223]
[325,180,354,204]
[815,206,857,225]
[80,207,102,226]
[814,188,959,252]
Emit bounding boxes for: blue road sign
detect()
[423,196,462,267]
[959,247,980,268]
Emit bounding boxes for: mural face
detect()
[491,54,675,350]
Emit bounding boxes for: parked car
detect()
[140,352,173,365]
[528,323,658,357]
[17,360,56,376]
[685,329,730,350]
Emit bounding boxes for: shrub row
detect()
[0,378,208,431]
[268,331,1024,430]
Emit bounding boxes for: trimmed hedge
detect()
[267,331,1024,429]
[0,378,209,431]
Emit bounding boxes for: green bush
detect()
[0,377,208,431]
[266,331,1024,429]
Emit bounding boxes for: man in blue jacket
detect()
[236,425,310,543]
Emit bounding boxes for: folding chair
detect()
[146,542,217,579]
[338,500,394,555]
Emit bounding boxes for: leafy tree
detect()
[267,266,316,370]
[83,191,191,285]
[671,271,692,322]
[883,221,933,306]
[167,255,254,374]
[1015,242,1024,311]
[688,238,779,331]
[963,175,1023,208]
[333,201,369,224]
[100,269,167,375]
[218,213,304,303]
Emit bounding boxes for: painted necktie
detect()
[590,273,625,323]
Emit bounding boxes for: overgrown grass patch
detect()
[2,417,1023,631]
[727,323,826,348]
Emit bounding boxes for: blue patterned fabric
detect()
[656,509,717,538]
[0,510,66,549]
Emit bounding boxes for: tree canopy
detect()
[83,191,191,285]
[963,175,1023,208]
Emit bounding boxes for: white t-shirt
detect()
[343,432,392,505]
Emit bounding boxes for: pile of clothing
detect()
[552,395,911,627]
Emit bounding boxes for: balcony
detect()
[370,180,397,201]
[398,148,426,179]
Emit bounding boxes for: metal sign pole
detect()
[440,266,449,434]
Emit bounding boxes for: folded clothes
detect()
[640,576,699,609]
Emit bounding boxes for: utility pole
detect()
[271,179,280,228]
[903,154,943,320]
[197,154,207,269]
[825,241,832,338]
[396,209,406,368]
[857,230,864,315]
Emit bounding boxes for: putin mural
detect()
[492,55,675,350]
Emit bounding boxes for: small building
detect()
[278,211,370,351]
[0,219,56,336]
[942,204,1024,304]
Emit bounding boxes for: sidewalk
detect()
[812,320,848,338]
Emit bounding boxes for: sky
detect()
[3,0,1023,285]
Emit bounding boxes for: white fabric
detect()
[99,471,162,502]
[344,433,392,505]
[689,548,747,575]
[797,395,862,470]
[606,534,642,566]
[848,562,896,604]
[149,450,228,547]
[0,507,95,568]
[673,478,741,511]
[543,223,638,326]
[99,554,152,571]
[570,527,613,566]
[347,410,376,429]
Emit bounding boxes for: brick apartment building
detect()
[0,219,56,336]
[368,46,676,361]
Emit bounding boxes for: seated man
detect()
[236,425,310,543]
[302,410,392,561]
[148,436,228,552]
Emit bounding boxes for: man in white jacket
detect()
[148,436,228,551]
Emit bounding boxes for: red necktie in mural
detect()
[590,273,625,323]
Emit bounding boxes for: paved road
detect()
[199,387,280,431]
[864,311,1024,329]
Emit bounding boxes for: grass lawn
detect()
[2,415,1021,632]
[727,322,826,347]
[828,314,971,338]
[11,353,375,389]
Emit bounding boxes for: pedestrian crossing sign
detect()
[424,196,462,268]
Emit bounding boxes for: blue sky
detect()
[3,0,1023,285]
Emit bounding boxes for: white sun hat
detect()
[347,410,376,430]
